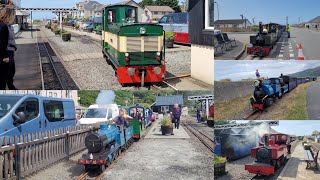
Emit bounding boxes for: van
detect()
[78,104,119,125]
[158,12,189,44]
[0,94,76,141]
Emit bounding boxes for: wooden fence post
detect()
[15,144,21,180]
[65,132,70,160]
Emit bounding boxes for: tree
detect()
[139,0,155,7]
[155,0,181,12]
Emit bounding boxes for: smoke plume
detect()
[96,90,116,105]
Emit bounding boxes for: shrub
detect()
[165,32,175,40]
[161,115,172,126]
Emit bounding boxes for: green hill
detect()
[289,66,320,77]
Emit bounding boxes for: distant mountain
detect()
[289,66,320,77]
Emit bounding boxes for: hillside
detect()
[289,66,320,77]
[78,90,212,108]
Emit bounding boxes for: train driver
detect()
[114,108,132,128]
[140,10,151,23]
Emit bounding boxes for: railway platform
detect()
[14,30,42,89]
[144,117,190,139]
[277,143,320,180]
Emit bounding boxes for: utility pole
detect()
[286,16,288,25]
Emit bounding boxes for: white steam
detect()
[96,90,116,104]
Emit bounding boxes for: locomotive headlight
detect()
[153,67,162,75]
[156,52,161,56]
[127,67,135,76]
[140,27,146,34]
[125,53,129,57]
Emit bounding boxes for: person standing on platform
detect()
[196,107,202,123]
[256,69,260,79]
[172,104,182,129]
[140,10,151,23]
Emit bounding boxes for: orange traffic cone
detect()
[298,43,305,60]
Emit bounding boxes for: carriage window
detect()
[108,10,116,24]
[15,98,39,123]
[43,101,64,122]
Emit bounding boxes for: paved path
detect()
[278,144,320,180]
[14,30,42,90]
[307,82,320,120]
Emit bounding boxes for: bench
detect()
[214,37,224,54]
[214,33,231,51]
[304,145,319,169]
[222,33,237,47]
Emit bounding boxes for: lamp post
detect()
[214,1,219,21]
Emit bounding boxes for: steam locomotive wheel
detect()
[100,164,106,173]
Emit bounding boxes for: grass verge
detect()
[214,94,252,120]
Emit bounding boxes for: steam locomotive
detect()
[250,75,317,111]
[78,124,134,172]
[247,22,285,57]
[245,133,291,176]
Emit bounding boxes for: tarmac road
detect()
[290,27,320,60]
[306,82,320,120]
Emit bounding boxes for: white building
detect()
[144,6,175,20]
[74,0,104,19]
[214,19,252,29]
[0,90,79,106]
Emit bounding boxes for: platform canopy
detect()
[15,10,29,16]
[214,121,279,130]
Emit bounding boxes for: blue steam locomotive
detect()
[250,75,317,111]
[78,124,134,172]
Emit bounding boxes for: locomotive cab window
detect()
[15,98,39,123]
[43,101,64,122]
[126,8,136,23]
[108,10,117,24]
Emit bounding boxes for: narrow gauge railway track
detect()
[37,32,64,90]
[183,123,214,152]
[244,110,263,120]
[37,30,79,90]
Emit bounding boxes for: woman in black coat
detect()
[0,7,16,90]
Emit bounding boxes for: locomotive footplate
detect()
[245,162,274,176]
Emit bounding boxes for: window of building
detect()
[54,93,57,98]
[162,12,166,15]
[49,92,52,97]
[15,98,39,124]
[205,0,215,29]
[154,11,158,15]
[43,101,64,122]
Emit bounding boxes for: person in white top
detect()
[140,10,150,23]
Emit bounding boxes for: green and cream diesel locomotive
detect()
[101,5,166,86]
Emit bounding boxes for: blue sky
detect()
[214,0,320,24]
[237,120,320,136]
[21,0,142,19]
[215,61,320,81]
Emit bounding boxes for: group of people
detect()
[0,4,17,90]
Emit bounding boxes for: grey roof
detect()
[155,95,183,106]
[308,16,320,23]
[145,6,174,12]
[214,19,251,25]
[16,10,30,16]
[78,0,103,11]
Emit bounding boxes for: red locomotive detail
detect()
[245,133,291,176]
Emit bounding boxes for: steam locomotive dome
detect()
[256,147,270,162]
[85,132,108,153]
[256,34,265,46]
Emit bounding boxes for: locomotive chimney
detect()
[259,22,263,34]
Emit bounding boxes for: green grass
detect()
[285,83,310,120]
